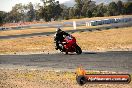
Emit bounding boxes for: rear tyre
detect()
[75,45,82,54]
[65,52,68,55]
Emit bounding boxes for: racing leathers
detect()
[54,31,69,50]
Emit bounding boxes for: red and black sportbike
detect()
[58,35,82,54]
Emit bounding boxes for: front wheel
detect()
[75,45,82,54]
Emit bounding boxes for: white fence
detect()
[86,17,132,26]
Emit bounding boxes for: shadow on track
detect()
[83,52,97,54]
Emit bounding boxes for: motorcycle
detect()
[58,35,82,54]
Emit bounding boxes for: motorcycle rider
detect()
[54,28,69,50]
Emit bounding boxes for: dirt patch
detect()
[0,69,131,88]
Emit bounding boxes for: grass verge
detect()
[0,69,131,88]
[0,27,132,54]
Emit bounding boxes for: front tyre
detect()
[75,45,82,54]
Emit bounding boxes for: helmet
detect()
[56,28,62,33]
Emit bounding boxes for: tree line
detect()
[0,0,132,25]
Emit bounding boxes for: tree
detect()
[93,3,106,17]
[117,0,125,15]
[69,7,75,18]
[39,0,62,21]
[0,12,4,26]
[108,2,118,16]
[125,2,132,14]
[0,11,7,26]
[27,2,35,21]
[53,1,63,20]
[5,3,27,23]
[74,0,96,17]
[39,7,48,21]
[86,10,92,18]
[74,0,83,17]
[0,17,2,26]
[1,0,132,23]
[60,4,69,20]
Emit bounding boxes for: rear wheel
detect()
[65,51,68,55]
[75,45,82,54]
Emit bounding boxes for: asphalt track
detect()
[0,51,132,73]
[0,22,132,73]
